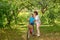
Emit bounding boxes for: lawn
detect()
[0,24,60,40]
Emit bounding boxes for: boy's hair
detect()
[34,11,38,15]
[31,13,34,17]
[32,14,33,15]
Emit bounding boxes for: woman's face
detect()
[34,13,36,15]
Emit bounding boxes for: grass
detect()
[40,25,60,33]
[0,24,60,40]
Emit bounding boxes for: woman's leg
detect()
[36,24,40,36]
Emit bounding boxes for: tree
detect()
[0,0,60,28]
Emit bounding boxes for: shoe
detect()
[37,34,40,37]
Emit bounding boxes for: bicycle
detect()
[27,24,33,40]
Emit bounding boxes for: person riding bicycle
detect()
[28,14,35,35]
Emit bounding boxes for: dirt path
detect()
[21,32,60,40]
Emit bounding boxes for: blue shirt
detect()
[29,17,35,24]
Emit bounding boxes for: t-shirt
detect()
[29,17,35,24]
[35,15,41,24]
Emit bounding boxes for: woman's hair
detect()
[34,11,38,15]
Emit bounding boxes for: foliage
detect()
[0,0,60,28]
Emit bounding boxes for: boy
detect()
[28,14,35,35]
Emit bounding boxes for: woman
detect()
[34,11,41,37]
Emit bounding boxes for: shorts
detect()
[29,23,34,27]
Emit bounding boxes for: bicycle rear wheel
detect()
[27,28,30,40]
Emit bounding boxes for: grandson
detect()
[28,14,35,35]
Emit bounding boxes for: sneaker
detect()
[37,34,40,37]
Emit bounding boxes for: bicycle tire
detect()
[27,28,29,40]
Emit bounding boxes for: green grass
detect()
[0,25,60,40]
[40,25,60,33]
